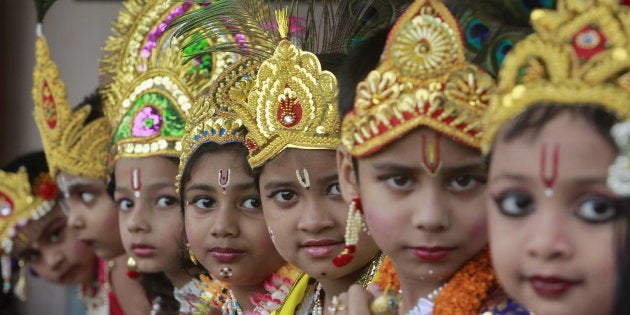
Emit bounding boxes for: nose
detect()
[525,211,573,261]
[412,188,449,232]
[209,205,239,238]
[66,207,85,230]
[297,196,335,234]
[126,201,151,234]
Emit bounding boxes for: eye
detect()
[48,227,64,243]
[448,175,484,192]
[241,196,262,209]
[493,191,534,217]
[79,191,95,204]
[326,183,341,196]
[575,196,618,223]
[268,190,298,203]
[156,196,179,208]
[117,199,134,211]
[384,175,414,190]
[191,197,216,210]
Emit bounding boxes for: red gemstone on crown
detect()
[277,88,302,128]
[572,25,608,62]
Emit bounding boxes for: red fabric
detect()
[97,259,125,315]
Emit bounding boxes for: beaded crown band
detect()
[33,37,110,180]
[480,0,630,154]
[235,10,341,169]
[341,0,496,157]
[100,0,238,169]
[176,58,260,193]
[0,168,59,256]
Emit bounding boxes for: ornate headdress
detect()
[176,58,260,193]
[99,0,238,168]
[173,0,405,168]
[481,0,630,154]
[32,2,109,181]
[342,0,496,157]
[0,167,59,295]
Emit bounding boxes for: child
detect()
[177,58,298,314]
[99,0,237,313]
[0,152,98,309]
[481,1,629,314]
[32,3,149,311]
[337,0,529,313]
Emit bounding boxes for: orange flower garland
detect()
[433,246,497,314]
[373,256,400,292]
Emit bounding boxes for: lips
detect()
[209,247,245,263]
[81,240,95,247]
[410,246,453,262]
[301,239,343,258]
[131,243,157,257]
[528,275,580,297]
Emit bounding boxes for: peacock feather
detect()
[33,0,57,23]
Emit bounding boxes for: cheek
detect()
[466,214,487,240]
[185,214,207,248]
[363,206,397,247]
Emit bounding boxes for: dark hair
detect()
[4,151,49,185]
[614,199,630,315]
[501,104,619,148]
[337,27,390,118]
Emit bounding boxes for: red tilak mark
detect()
[421,134,443,176]
[131,168,142,193]
[540,143,560,196]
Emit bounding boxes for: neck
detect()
[231,283,267,310]
[164,267,194,289]
[399,277,446,314]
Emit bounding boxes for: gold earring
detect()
[126,256,140,279]
[187,243,198,265]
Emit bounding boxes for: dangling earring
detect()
[186,243,198,265]
[333,198,364,267]
[268,226,275,244]
[14,260,27,301]
[126,257,140,279]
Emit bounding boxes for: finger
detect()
[347,285,370,315]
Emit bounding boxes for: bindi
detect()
[540,143,560,197]
[218,169,231,195]
[421,134,443,176]
[295,169,310,190]
[131,168,142,198]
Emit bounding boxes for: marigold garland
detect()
[433,246,497,314]
[372,256,400,292]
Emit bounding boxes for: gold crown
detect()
[176,58,260,193]
[32,36,110,180]
[0,168,58,255]
[481,0,630,154]
[233,10,341,168]
[100,0,238,168]
[341,0,496,157]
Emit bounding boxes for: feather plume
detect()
[33,0,57,23]
[172,0,410,61]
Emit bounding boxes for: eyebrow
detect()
[39,217,66,241]
[186,182,256,193]
[114,182,176,194]
[441,163,487,175]
[369,162,423,174]
[65,182,97,193]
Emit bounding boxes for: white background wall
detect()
[0,1,123,314]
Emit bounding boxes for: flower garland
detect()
[192,264,301,315]
[433,246,496,315]
[372,256,400,292]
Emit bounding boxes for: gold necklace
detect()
[356,252,385,288]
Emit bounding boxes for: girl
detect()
[481,1,629,314]
[177,58,297,313]
[32,5,149,311]
[337,0,530,313]
[99,0,237,313]
[0,152,98,308]
[173,1,400,312]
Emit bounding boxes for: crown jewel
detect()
[100,0,238,168]
[342,0,496,157]
[32,37,110,180]
[481,0,630,154]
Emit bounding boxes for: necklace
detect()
[150,296,162,315]
[223,290,243,315]
[356,252,385,288]
[311,282,323,315]
[405,284,446,315]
